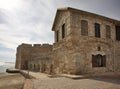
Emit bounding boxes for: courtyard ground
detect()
[22,70,120,89]
[0,73,25,89]
[33,76,120,89]
[0,71,120,89]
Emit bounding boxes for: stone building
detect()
[15,7,120,75]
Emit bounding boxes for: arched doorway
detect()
[50,64,53,74]
[34,64,35,71]
[38,64,40,72]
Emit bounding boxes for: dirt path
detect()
[0,73,25,89]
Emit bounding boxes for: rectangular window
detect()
[81,20,88,36]
[62,24,65,39]
[95,23,100,38]
[56,30,59,42]
[106,25,111,39]
[116,26,120,41]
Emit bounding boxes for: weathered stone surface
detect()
[15,43,53,74]
[15,7,120,75]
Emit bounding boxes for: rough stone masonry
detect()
[15,7,120,75]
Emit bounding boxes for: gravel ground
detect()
[0,73,25,89]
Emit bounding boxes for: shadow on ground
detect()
[89,75,120,85]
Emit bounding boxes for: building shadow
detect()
[89,75,120,85]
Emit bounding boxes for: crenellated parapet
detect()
[17,43,52,48]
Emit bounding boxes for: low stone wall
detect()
[20,70,35,79]
[6,68,20,73]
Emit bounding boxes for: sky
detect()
[0,0,120,62]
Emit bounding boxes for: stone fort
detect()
[15,7,120,75]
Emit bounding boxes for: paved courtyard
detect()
[32,75,120,89]
[22,71,120,89]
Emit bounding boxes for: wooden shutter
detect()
[92,55,96,67]
[103,55,106,67]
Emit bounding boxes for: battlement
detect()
[33,44,42,47]
[33,44,52,47]
[16,43,53,55]
[19,43,32,48]
[18,43,53,48]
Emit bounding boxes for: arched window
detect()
[92,54,106,67]
[81,20,88,36]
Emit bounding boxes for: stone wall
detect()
[52,9,77,74]
[15,44,32,69]
[115,41,120,71]
[69,10,116,74]
[28,54,53,74]
[15,43,53,72]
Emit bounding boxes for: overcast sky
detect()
[0,0,120,62]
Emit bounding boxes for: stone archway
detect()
[50,64,53,74]
[38,64,40,72]
[34,64,35,71]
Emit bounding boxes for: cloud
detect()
[0,11,6,24]
[0,0,55,49]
